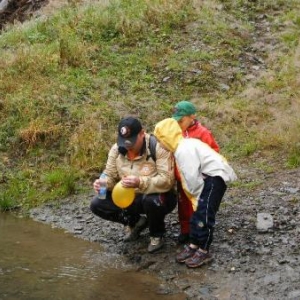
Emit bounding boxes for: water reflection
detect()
[0,213,184,300]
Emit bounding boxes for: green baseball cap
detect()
[172,101,196,121]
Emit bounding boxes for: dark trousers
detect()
[190,176,227,251]
[90,190,177,237]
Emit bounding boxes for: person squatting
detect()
[90,117,177,253]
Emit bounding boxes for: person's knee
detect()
[166,194,177,213]
[90,196,100,214]
[191,212,206,227]
[143,195,156,211]
[142,194,166,217]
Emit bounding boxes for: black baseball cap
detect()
[117,117,142,148]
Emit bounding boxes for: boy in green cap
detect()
[172,100,220,244]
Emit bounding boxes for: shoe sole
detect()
[185,257,213,268]
[176,256,193,263]
[176,259,187,264]
[176,250,196,263]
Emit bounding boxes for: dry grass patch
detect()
[69,112,118,171]
[18,120,61,148]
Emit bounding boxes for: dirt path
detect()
[30,164,300,299]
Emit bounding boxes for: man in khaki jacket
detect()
[90,117,176,253]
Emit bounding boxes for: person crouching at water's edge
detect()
[90,117,177,253]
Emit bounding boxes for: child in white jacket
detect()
[154,118,237,268]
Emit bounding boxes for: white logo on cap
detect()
[120,126,128,136]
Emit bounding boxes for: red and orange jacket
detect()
[182,120,219,152]
[175,120,219,181]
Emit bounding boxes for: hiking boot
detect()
[177,233,189,244]
[185,249,213,268]
[148,237,164,253]
[176,245,197,263]
[124,216,147,242]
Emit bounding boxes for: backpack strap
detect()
[148,134,157,162]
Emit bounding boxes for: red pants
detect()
[177,183,194,234]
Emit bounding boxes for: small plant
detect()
[43,168,79,199]
[220,201,234,210]
[0,191,18,211]
[286,145,300,168]
[254,162,275,174]
[0,173,38,210]
[289,197,299,205]
[231,198,243,205]
[231,180,262,190]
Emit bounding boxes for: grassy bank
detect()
[0,0,299,210]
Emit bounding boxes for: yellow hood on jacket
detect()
[154,118,183,152]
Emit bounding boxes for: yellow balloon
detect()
[112,181,135,208]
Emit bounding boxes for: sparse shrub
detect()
[0,173,39,210]
[286,145,300,168]
[59,34,88,67]
[0,191,18,211]
[43,168,79,198]
[18,120,61,148]
[68,114,116,171]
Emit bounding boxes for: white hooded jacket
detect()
[154,118,237,211]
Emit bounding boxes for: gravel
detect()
[30,164,300,300]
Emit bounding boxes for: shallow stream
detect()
[0,212,185,300]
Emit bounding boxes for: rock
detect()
[263,273,280,285]
[256,213,273,232]
[288,290,300,299]
[284,187,299,194]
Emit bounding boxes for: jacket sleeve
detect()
[103,144,120,190]
[138,142,175,194]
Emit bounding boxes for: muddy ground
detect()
[30,163,300,300]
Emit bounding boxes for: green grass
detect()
[43,168,79,198]
[0,191,19,211]
[0,171,38,211]
[0,0,300,211]
[287,146,300,168]
[231,180,263,190]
